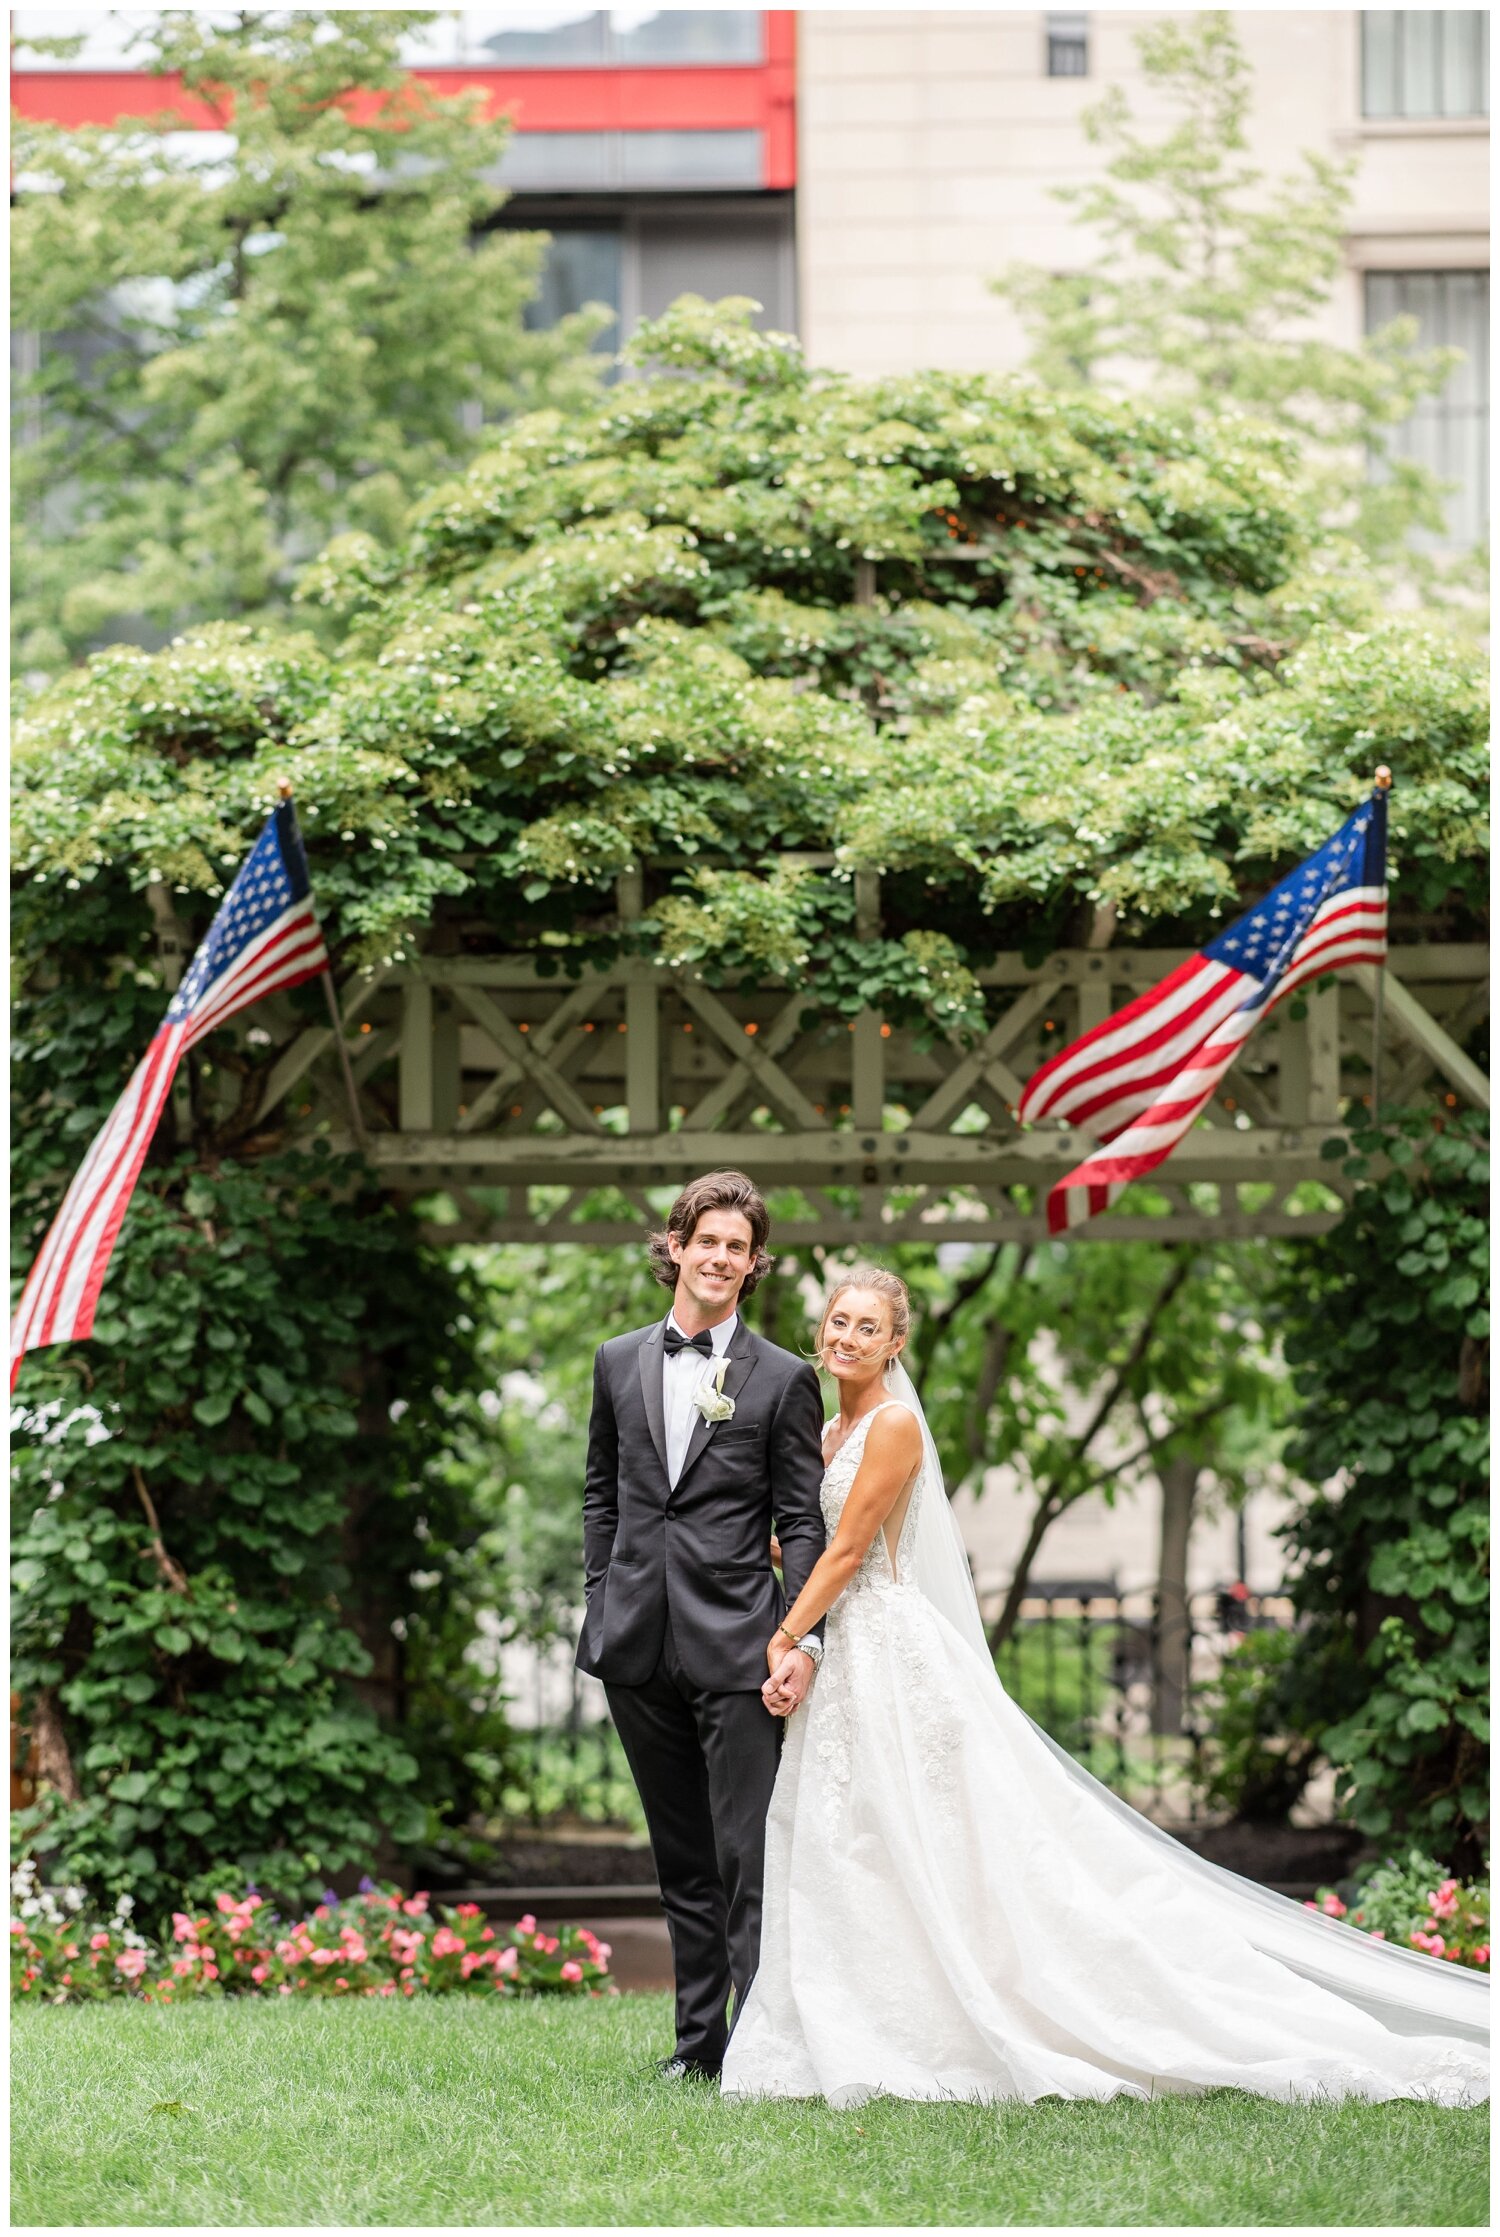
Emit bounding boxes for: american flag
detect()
[1019,789,1388,1235]
[11,797,329,1386]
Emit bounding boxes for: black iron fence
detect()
[501,1582,1295,1829]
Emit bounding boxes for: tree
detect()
[993,12,1464,571]
[1273,1114,1489,1872]
[11,9,604,670]
[13,300,1487,1889]
[897,1232,1291,1670]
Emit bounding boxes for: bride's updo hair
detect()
[815,1265,911,1369]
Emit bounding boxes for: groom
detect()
[576,1169,827,2080]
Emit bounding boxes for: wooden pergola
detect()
[246,869,1489,1249]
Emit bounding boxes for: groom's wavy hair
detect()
[647,1170,773,1298]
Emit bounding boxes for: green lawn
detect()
[11,1994,1489,2227]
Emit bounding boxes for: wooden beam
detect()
[624,964,661,1134]
[1351,964,1490,1111]
[450,982,607,1135]
[398,980,434,1132]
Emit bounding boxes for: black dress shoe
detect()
[655,2054,721,2083]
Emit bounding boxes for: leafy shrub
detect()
[1192,1626,1341,1822]
[10,1861,613,2005]
[1306,1848,1489,1973]
[1275,1116,1489,1871]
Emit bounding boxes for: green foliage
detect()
[9,1867,615,2002]
[994,12,1465,571]
[1314,1848,1490,1970]
[1275,1114,1489,1870]
[10,1150,491,1919]
[1192,1626,1344,1822]
[13,300,1487,1027]
[11,9,605,668]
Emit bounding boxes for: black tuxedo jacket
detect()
[575,1314,828,1692]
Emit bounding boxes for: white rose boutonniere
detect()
[692,1353,735,1424]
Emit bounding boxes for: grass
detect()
[12,1994,1489,2227]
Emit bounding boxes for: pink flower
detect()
[1472,1944,1489,1966]
[595,1943,612,1963]
[560,1961,583,1983]
[456,1903,481,1919]
[1320,1895,1346,1918]
[341,1938,368,1965]
[201,1963,219,1981]
[402,1896,426,1917]
[480,1927,495,1942]
[430,1927,465,1958]
[172,1957,194,1977]
[1369,1929,1386,1940]
[250,1963,269,1983]
[334,1977,348,1989]
[460,1952,485,1978]
[311,1949,338,1967]
[314,1904,331,1921]
[216,1893,237,1915]
[90,1932,111,1951]
[279,1983,294,1996]
[496,1946,519,1976]
[115,1949,147,1979]
[535,1934,559,1955]
[515,1914,537,1936]
[402,1981,416,1996]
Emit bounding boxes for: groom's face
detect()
[669,1208,756,1321]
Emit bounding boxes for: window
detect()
[475,9,762,68]
[1046,12,1089,78]
[1365,270,1489,547]
[1362,11,1488,118]
[523,228,623,345]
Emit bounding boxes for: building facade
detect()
[796,8,1489,543]
[15,9,1488,539]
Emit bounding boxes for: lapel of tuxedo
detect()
[637,1320,670,1489]
[675,1320,759,1491]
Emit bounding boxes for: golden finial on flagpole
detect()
[1374,765,1393,790]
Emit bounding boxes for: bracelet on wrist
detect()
[776,1623,802,1647]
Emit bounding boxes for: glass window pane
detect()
[480,10,609,66]
[523,228,622,341]
[613,11,762,64]
[1364,270,1490,547]
[1046,12,1089,78]
[1439,11,1485,115]
[1399,9,1439,115]
[1362,11,1398,116]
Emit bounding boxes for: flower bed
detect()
[11,1862,614,2005]
[1306,1850,1489,1972]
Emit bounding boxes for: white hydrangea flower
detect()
[18,1898,40,1919]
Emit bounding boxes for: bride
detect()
[721,1267,1489,2109]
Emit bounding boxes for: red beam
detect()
[11,11,799,187]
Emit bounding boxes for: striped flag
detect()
[11,797,329,1386]
[1019,789,1388,1235]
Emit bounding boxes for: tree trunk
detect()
[30,1687,81,1803]
[1153,1454,1199,1736]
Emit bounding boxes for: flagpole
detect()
[1370,764,1393,1123]
[278,780,369,1153]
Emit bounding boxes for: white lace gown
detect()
[721,1402,1490,2110]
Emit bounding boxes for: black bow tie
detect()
[664,1325,714,1358]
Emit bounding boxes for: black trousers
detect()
[605,1608,781,2072]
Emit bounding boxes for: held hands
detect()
[762,1639,814,1718]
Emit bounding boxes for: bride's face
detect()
[821,1288,901,1389]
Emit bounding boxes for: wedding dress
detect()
[721,1376,1489,2109]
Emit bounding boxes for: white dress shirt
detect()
[663,1309,737,1488]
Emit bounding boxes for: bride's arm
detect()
[766,1407,924,1667]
